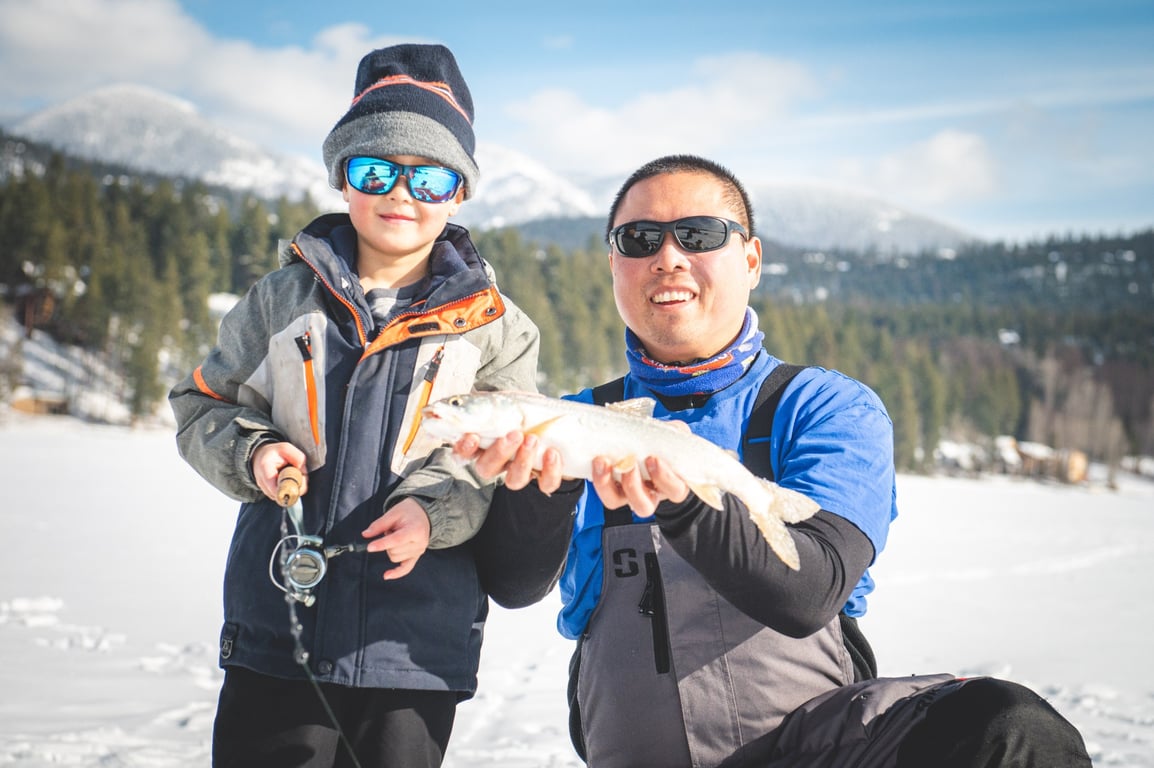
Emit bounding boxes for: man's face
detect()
[609,171,762,365]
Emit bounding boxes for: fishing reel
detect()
[280,534,328,597]
[268,466,326,606]
[268,466,365,606]
[270,520,328,606]
[271,530,368,606]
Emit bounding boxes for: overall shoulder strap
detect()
[590,376,631,527]
[591,376,626,406]
[741,363,807,482]
[742,363,877,678]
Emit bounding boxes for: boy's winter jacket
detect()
[170,213,540,694]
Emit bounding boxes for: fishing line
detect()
[275,469,365,768]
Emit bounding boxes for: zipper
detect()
[638,552,671,674]
[290,242,368,346]
[295,333,322,446]
[401,345,445,455]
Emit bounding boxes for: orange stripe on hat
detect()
[350,74,472,124]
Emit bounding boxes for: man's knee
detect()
[897,677,1091,768]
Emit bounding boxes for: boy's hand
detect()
[363,499,431,580]
[252,442,308,502]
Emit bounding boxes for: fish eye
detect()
[448,396,463,406]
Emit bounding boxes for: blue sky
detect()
[1,0,1152,242]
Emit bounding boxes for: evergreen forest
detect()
[1,143,1151,474]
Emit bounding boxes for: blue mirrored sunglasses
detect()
[609,216,748,257]
[345,156,462,204]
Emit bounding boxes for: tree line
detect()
[1,148,1151,472]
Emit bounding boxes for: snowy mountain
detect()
[750,183,975,253]
[6,85,976,252]
[457,144,600,230]
[11,84,340,210]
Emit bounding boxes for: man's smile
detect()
[650,289,696,305]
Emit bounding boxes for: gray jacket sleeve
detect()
[169,281,283,501]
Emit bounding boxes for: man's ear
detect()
[746,236,763,289]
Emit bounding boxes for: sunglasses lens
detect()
[345,158,461,203]
[612,217,743,257]
[347,157,399,194]
[614,223,665,257]
[674,217,729,251]
[407,166,462,203]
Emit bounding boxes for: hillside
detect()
[1,103,1151,468]
[6,83,977,255]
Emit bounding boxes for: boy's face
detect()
[342,154,465,268]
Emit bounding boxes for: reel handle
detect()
[277,465,304,507]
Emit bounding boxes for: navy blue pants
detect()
[212,666,457,768]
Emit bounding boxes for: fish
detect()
[419,391,820,570]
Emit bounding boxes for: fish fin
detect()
[612,455,638,474]
[607,397,657,418]
[664,419,693,435]
[749,512,803,571]
[688,482,726,511]
[758,478,820,523]
[524,415,566,437]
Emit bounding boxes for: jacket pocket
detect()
[220,622,239,661]
[400,344,444,456]
[392,336,482,475]
[266,313,331,470]
[294,332,322,447]
[639,552,671,674]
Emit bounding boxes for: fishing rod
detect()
[274,466,365,768]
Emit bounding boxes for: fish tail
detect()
[744,479,820,570]
[749,511,802,571]
[759,478,820,523]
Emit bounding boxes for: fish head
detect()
[420,392,527,445]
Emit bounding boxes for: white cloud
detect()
[0,0,409,158]
[500,52,819,174]
[0,0,207,96]
[838,129,999,206]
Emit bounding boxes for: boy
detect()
[170,44,541,767]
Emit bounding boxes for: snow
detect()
[1,414,1152,766]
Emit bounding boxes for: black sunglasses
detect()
[608,216,748,258]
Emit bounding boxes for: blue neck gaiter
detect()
[625,308,765,398]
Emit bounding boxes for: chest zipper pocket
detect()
[401,345,445,455]
[295,333,321,447]
[638,552,671,674]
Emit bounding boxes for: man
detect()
[466,154,1091,767]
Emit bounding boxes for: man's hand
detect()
[452,432,566,494]
[362,498,431,580]
[252,442,308,502]
[590,455,689,518]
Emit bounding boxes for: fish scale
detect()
[418,391,820,570]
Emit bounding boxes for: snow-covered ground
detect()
[1,414,1152,767]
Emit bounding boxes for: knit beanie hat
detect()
[323,44,479,199]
